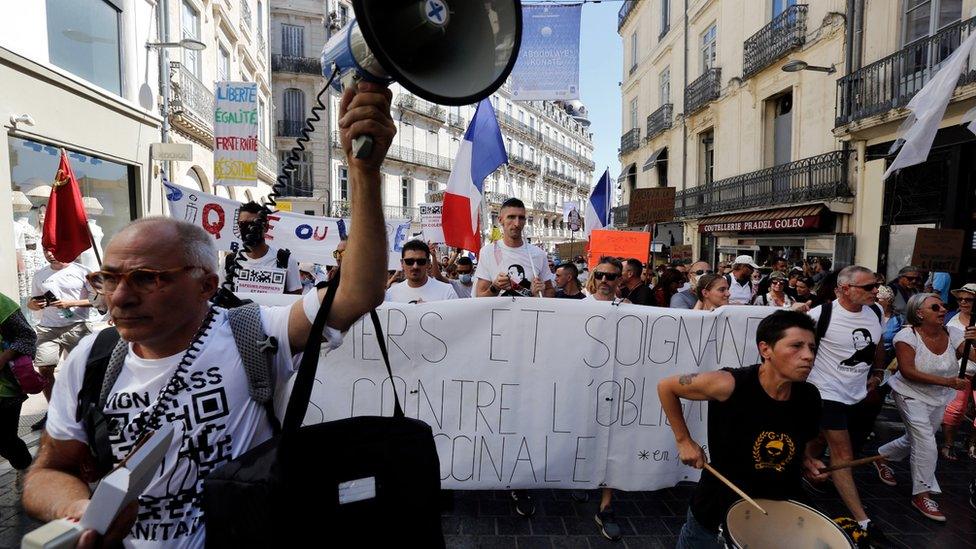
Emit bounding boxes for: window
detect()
[518,143,525,158]
[338,166,349,201]
[217,45,231,82]
[630,32,638,72]
[257,1,264,42]
[427,180,438,194]
[401,177,412,209]
[700,130,715,186]
[281,24,304,57]
[771,0,796,18]
[46,0,122,94]
[278,151,313,197]
[701,24,717,73]
[258,98,266,144]
[338,4,349,27]
[903,0,961,44]
[283,88,305,123]
[630,97,639,130]
[182,1,202,78]
[659,67,671,104]
[660,0,671,38]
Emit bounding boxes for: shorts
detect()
[820,399,857,431]
[34,323,91,367]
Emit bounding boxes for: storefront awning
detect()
[698,205,827,233]
[616,163,636,185]
[642,147,667,172]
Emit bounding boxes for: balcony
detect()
[497,111,544,141]
[620,128,641,155]
[544,168,576,187]
[612,205,630,227]
[169,62,215,141]
[331,201,420,222]
[485,191,510,205]
[276,120,304,138]
[330,131,454,171]
[397,93,446,122]
[240,0,252,36]
[509,156,541,173]
[645,104,673,140]
[258,142,276,182]
[448,112,466,130]
[618,0,641,31]
[742,5,807,79]
[684,68,722,115]
[271,54,321,75]
[836,15,976,126]
[673,150,852,218]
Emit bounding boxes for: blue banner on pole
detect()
[509,4,581,101]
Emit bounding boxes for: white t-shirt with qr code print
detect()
[237,245,302,293]
[46,306,296,548]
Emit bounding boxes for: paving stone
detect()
[516,536,553,549]
[529,517,567,535]
[548,535,590,549]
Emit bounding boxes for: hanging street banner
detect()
[509,4,581,101]
[420,202,445,243]
[214,81,259,187]
[290,298,774,490]
[164,183,409,270]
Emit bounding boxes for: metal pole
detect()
[157,0,172,213]
[325,2,334,215]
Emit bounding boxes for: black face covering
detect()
[239,220,265,247]
[736,272,752,285]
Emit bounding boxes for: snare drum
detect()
[723,499,854,548]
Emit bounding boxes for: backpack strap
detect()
[227,303,281,434]
[869,303,883,324]
[77,327,127,475]
[276,248,291,270]
[815,300,833,346]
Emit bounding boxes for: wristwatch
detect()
[489,284,499,294]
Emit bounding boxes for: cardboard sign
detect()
[214,81,259,187]
[628,188,675,225]
[420,202,445,243]
[587,229,651,269]
[671,244,693,262]
[911,228,966,272]
[556,241,586,261]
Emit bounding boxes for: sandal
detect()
[940,443,958,461]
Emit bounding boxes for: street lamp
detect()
[146,38,207,51]
[781,60,835,74]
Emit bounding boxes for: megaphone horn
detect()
[322,0,523,158]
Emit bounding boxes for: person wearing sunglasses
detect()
[385,240,458,304]
[874,293,976,522]
[24,80,396,547]
[941,283,976,460]
[671,261,713,309]
[889,265,922,321]
[751,271,797,309]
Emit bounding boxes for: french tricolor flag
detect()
[584,169,610,237]
[441,99,507,254]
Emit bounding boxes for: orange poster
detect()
[587,229,651,269]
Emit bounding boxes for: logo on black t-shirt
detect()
[840,328,876,366]
[752,431,795,472]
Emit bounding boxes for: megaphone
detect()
[322,0,523,158]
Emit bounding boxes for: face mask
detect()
[736,274,752,285]
[239,221,265,247]
[459,273,472,284]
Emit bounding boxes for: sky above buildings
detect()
[578,2,622,186]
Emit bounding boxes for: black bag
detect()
[202,276,444,546]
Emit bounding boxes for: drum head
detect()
[725,499,854,549]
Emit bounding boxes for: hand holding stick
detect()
[702,462,767,515]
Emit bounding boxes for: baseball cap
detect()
[732,255,760,270]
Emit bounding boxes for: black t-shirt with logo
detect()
[690,364,822,533]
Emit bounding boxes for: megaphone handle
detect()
[352,135,374,159]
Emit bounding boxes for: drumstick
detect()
[703,462,768,515]
[818,454,886,473]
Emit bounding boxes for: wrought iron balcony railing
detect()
[509,156,541,172]
[397,93,446,121]
[169,62,215,135]
[673,150,852,218]
[685,68,722,115]
[331,131,454,171]
[645,103,673,140]
[620,127,641,155]
[276,120,304,137]
[612,205,629,227]
[448,113,466,129]
[743,5,807,79]
[544,168,576,187]
[836,15,976,126]
[258,142,276,180]
[618,0,641,30]
[331,201,420,222]
[271,54,321,75]
[240,0,252,35]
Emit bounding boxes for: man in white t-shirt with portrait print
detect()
[474,198,555,299]
[386,240,458,303]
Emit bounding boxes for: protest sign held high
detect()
[214,82,259,187]
[295,298,775,491]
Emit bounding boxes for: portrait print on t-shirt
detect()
[505,264,533,296]
[839,328,876,367]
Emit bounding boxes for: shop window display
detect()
[8,137,134,307]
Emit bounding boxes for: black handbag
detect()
[202,277,444,546]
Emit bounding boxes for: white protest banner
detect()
[165,183,410,270]
[420,202,445,243]
[214,81,259,187]
[304,299,774,490]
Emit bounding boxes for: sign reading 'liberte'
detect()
[699,215,821,234]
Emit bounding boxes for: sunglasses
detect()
[903,276,921,281]
[402,258,429,267]
[693,269,714,276]
[850,283,881,291]
[593,271,620,281]
[958,297,975,303]
[929,303,947,312]
[770,279,786,285]
[86,266,204,295]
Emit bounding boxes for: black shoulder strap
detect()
[869,303,883,324]
[76,328,121,423]
[725,273,732,286]
[815,300,833,346]
[276,248,291,269]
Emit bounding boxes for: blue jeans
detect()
[676,508,724,549]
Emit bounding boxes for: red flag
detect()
[42,150,91,263]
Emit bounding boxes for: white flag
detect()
[884,30,976,179]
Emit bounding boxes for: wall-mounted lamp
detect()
[781,60,835,74]
[146,38,207,51]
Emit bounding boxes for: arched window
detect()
[183,167,203,191]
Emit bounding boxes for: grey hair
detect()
[119,217,218,273]
[837,265,874,286]
[905,292,941,327]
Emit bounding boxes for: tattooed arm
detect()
[656,371,736,468]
